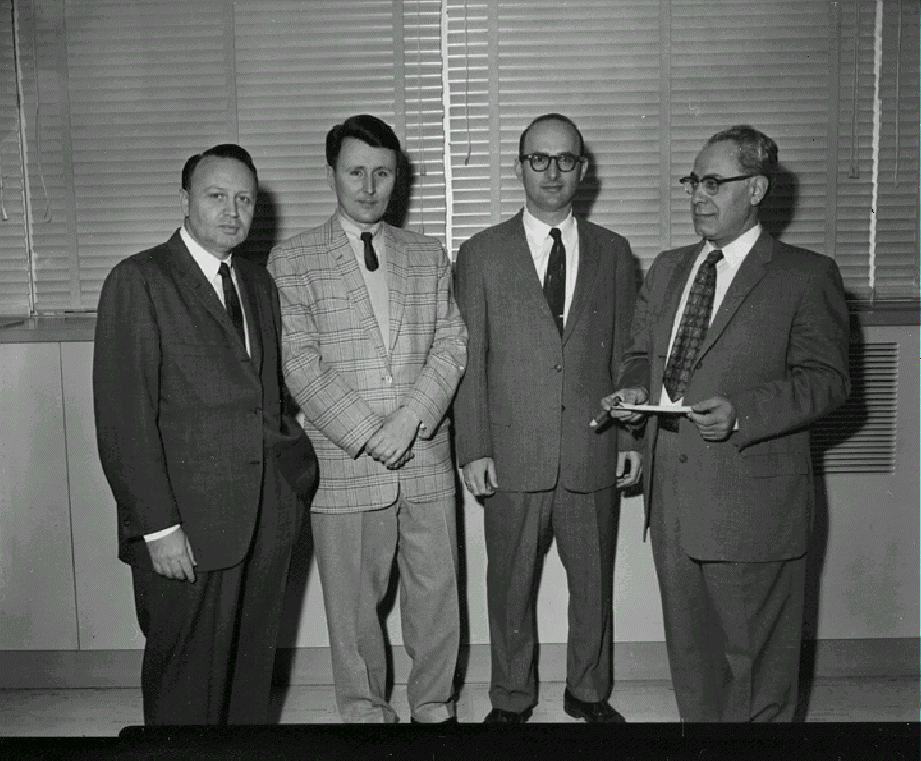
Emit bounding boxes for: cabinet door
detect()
[0,343,77,649]
[63,342,143,650]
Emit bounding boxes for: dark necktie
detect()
[662,249,724,401]
[218,261,246,347]
[360,231,379,272]
[543,227,566,333]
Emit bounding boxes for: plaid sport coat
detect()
[267,215,467,513]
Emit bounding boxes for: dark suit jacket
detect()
[454,211,637,494]
[618,231,850,562]
[94,231,317,572]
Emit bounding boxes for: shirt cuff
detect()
[145,524,180,542]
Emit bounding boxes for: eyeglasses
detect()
[679,173,757,195]
[519,153,584,172]
[678,172,758,196]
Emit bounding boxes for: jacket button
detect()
[554,363,562,372]
[385,374,393,384]
[678,454,688,464]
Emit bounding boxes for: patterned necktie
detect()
[218,261,246,347]
[662,249,724,400]
[543,227,566,333]
[360,231,379,272]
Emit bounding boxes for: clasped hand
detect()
[365,407,419,469]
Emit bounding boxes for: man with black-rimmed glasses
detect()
[454,113,640,723]
[605,125,850,721]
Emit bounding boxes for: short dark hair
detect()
[326,114,401,168]
[706,125,778,180]
[181,143,258,190]
[518,113,585,159]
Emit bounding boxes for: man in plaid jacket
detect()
[267,115,467,724]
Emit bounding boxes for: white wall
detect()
[0,326,917,653]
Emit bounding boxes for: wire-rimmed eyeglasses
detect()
[519,153,585,172]
[679,173,757,195]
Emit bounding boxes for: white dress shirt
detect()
[522,207,580,326]
[659,224,762,406]
[338,213,390,351]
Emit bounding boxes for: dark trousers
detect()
[131,455,298,725]
[484,484,617,713]
[650,429,806,722]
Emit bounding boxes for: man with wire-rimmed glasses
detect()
[604,125,850,721]
[454,113,640,723]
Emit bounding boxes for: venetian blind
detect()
[875,0,919,301]
[444,0,919,304]
[445,1,663,268]
[234,0,446,259]
[3,0,444,313]
[0,0,30,314]
[47,0,237,311]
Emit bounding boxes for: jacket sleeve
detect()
[728,257,851,449]
[452,239,493,466]
[402,244,468,437]
[93,260,181,537]
[611,238,641,451]
[267,241,382,458]
[616,254,657,395]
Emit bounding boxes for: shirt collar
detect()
[337,212,383,241]
[522,206,575,240]
[703,223,762,268]
[180,223,229,281]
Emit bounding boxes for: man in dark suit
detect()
[94,143,317,725]
[453,113,640,723]
[606,125,850,721]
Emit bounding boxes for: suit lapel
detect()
[167,233,252,366]
[655,244,702,355]
[505,213,563,336]
[562,218,600,342]
[381,223,406,355]
[328,217,390,363]
[695,231,773,364]
[235,262,264,375]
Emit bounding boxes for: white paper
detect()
[614,403,692,414]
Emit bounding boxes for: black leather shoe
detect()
[483,707,531,724]
[411,716,458,724]
[563,689,626,723]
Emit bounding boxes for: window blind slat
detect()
[235,1,446,252]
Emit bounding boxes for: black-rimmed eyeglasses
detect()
[679,173,757,195]
[519,153,584,172]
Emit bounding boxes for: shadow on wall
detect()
[760,163,798,241]
[797,309,865,721]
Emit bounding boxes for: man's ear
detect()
[326,164,336,192]
[578,157,589,182]
[513,157,524,182]
[180,188,189,218]
[749,175,769,206]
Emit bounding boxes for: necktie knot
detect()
[218,261,232,279]
[360,231,379,272]
[549,227,562,243]
[705,249,724,267]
